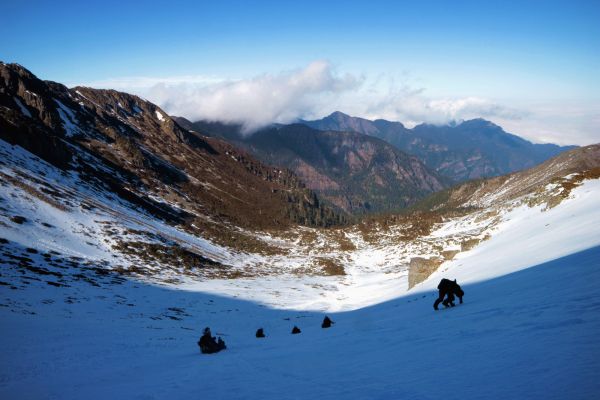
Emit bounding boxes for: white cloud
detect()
[135,61,360,133]
[489,101,600,146]
[77,62,599,145]
[356,78,528,128]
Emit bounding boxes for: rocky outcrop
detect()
[408,257,443,289]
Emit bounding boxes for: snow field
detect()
[1,244,598,399]
[1,139,600,398]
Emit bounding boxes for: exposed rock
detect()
[441,250,460,260]
[317,258,346,276]
[408,257,443,289]
[461,238,482,252]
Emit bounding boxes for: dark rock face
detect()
[183,120,449,215]
[0,62,345,232]
[302,112,576,182]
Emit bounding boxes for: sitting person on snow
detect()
[433,278,464,310]
[256,328,266,338]
[321,316,334,328]
[198,327,227,354]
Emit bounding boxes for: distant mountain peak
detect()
[327,110,351,119]
[458,118,500,129]
[302,112,576,182]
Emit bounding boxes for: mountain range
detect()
[301,111,576,182]
[176,118,448,215]
[0,62,345,243]
[176,110,575,216]
[0,61,583,224]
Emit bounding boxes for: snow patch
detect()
[13,97,32,118]
[54,99,80,137]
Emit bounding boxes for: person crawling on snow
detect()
[198,327,227,354]
[433,279,464,310]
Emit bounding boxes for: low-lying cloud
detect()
[79,61,598,145]
[144,61,361,133]
[361,86,527,128]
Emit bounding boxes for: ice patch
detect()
[155,110,165,122]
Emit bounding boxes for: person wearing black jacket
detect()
[433,279,464,310]
[198,327,226,354]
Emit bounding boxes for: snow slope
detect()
[1,243,598,399]
[184,179,600,311]
[418,178,600,290]
[1,140,600,399]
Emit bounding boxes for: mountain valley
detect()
[1,61,599,400]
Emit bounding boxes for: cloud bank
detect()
[360,85,527,129]
[79,61,598,145]
[143,61,360,133]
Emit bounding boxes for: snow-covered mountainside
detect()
[3,132,597,310]
[1,61,600,399]
[0,62,346,236]
[1,176,599,398]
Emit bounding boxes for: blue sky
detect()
[1,0,599,144]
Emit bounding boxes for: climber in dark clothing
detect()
[256,328,266,338]
[291,326,301,334]
[321,316,334,328]
[434,279,464,310]
[198,327,226,354]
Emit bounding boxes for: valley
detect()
[1,61,599,400]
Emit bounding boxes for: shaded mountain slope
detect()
[179,119,448,215]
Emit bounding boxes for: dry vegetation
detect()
[111,240,247,279]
